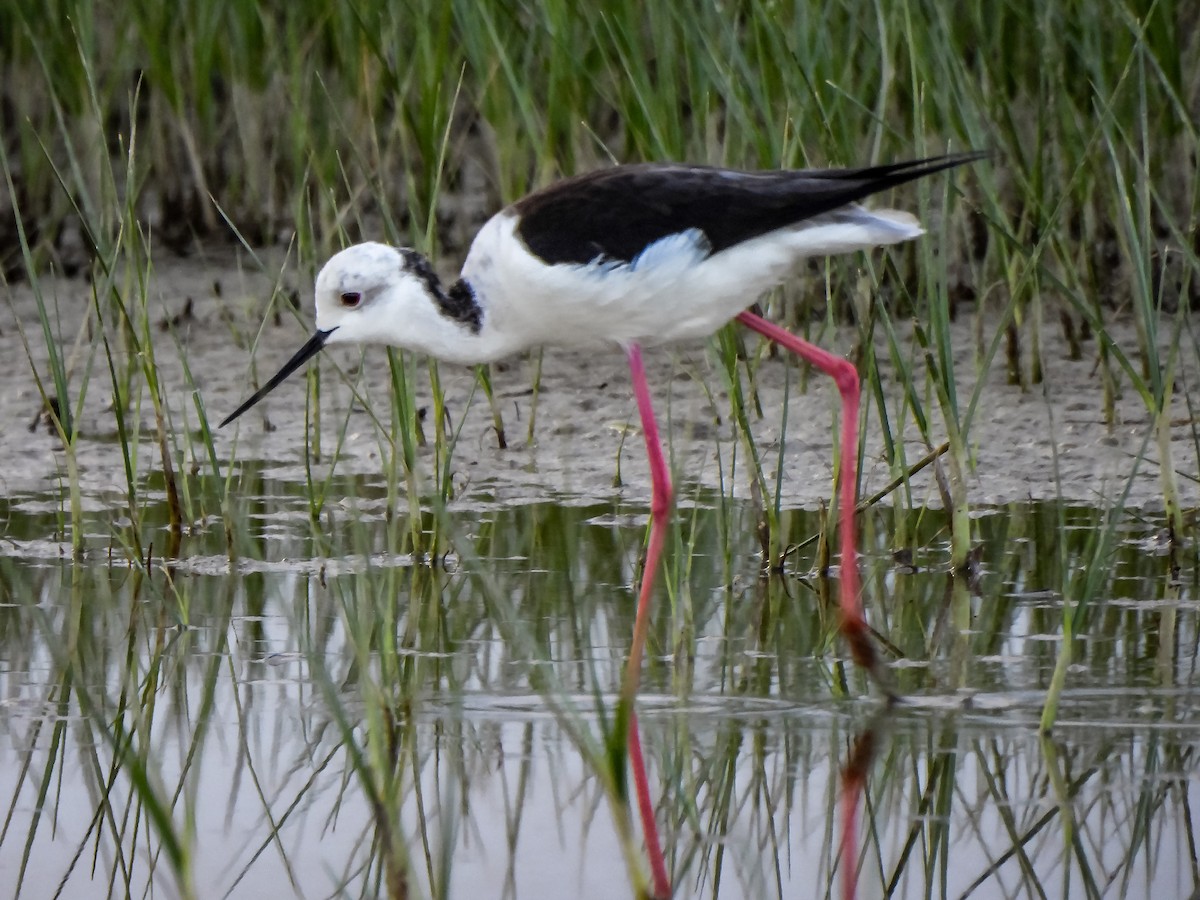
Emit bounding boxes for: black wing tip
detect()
[899,149,990,171]
[813,149,987,197]
[861,150,990,179]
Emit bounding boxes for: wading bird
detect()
[222,152,981,898]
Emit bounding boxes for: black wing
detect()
[512,152,984,266]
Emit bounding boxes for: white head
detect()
[314,241,435,347]
[220,241,452,427]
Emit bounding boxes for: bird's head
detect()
[312,242,432,346]
[219,242,437,427]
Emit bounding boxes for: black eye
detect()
[340,291,362,308]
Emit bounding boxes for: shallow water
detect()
[0,461,1196,899]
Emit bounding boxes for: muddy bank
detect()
[2,248,1197,516]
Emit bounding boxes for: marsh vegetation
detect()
[1,1,1198,897]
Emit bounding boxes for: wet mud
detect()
[3,248,1196,514]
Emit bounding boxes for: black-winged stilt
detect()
[222,152,982,897]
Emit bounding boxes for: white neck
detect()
[388,278,513,364]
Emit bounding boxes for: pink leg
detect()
[838,722,880,900]
[735,311,884,682]
[839,785,859,900]
[623,343,672,899]
[736,310,882,900]
[624,343,674,691]
[628,711,669,898]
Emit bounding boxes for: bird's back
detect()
[510,154,980,267]
[460,153,981,351]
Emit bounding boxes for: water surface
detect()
[1,465,1195,899]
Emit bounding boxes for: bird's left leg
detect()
[620,342,672,898]
[735,311,889,688]
[737,311,885,900]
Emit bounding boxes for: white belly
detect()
[460,208,921,355]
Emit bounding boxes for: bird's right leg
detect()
[620,342,672,899]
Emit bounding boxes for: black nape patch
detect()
[399,249,442,299]
[443,280,483,334]
[399,249,483,334]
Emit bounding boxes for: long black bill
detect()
[219,329,334,428]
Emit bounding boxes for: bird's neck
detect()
[390,251,518,364]
[398,249,480,334]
